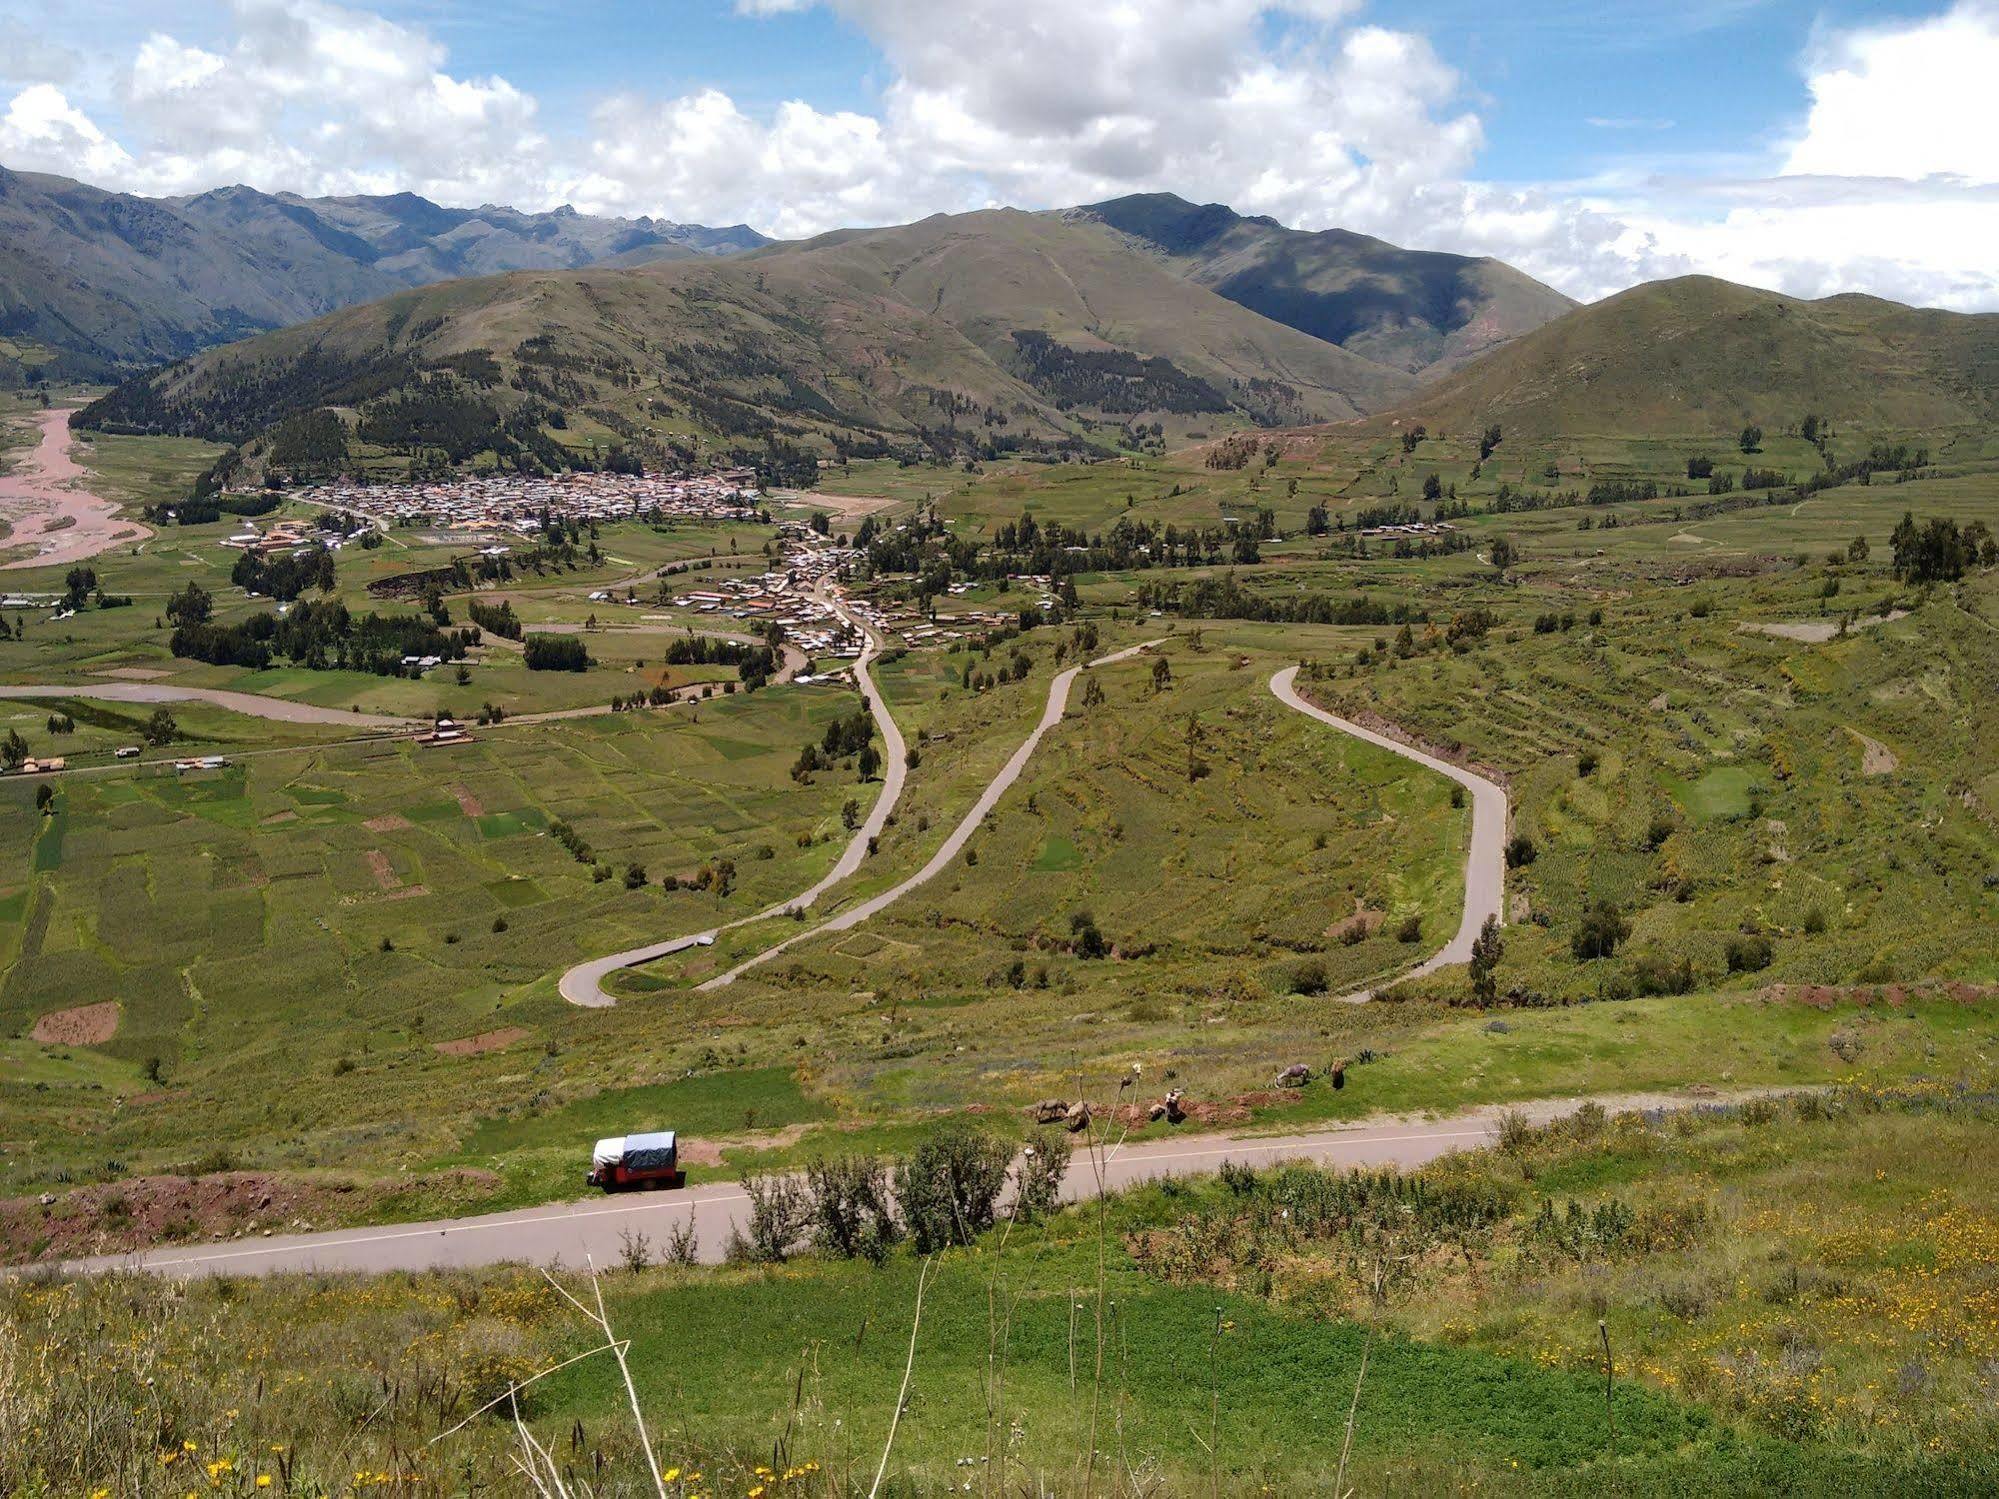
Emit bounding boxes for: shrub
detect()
[1571,900,1630,961]
[893,1122,1013,1253]
[1631,950,1697,996]
[1012,1133,1072,1223]
[1505,834,1538,869]
[804,1155,902,1264]
[1395,914,1423,943]
[1577,751,1599,777]
[725,1172,812,1264]
[1726,933,1775,973]
[1291,958,1329,995]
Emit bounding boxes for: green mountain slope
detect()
[78,207,1419,481]
[1079,193,1575,379]
[1383,275,1999,436]
[0,165,762,385]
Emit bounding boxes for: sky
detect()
[2,0,1997,309]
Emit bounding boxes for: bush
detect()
[1726,933,1775,974]
[1631,950,1697,996]
[1291,958,1329,995]
[1505,834,1538,868]
[1012,1133,1072,1223]
[894,1122,1013,1253]
[1577,751,1599,777]
[725,1172,812,1264]
[1395,914,1423,943]
[804,1155,902,1264]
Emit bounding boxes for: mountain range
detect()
[1078,193,1575,379]
[0,166,765,381]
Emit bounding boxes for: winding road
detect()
[559,646,1509,1005]
[557,590,908,1006]
[1271,666,1508,998]
[695,637,1162,990]
[56,1089,1716,1278]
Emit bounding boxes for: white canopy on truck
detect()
[591,1137,626,1171]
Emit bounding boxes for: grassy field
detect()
[0,685,882,1228]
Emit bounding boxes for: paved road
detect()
[55,1090,1709,1278]
[0,681,415,727]
[557,589,907,1006]
[696,637,1162,989]
[1270,666,1509,999]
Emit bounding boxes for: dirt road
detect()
[0,408,152,570]
[56,1090,1718,1277]
[1270,666,1508,998]
[557,592,906,1006]
[696,637,1162,989]
[0,682,414,727]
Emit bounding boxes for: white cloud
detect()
[0,82,135,182]
[1783,1,1999,181]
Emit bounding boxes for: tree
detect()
[1151,655,1172,692]
[1572,900,1631,961]
[1469,915,1504,1008]
[1421,473,1443,502]
[165,582,212,627]
[857,742,881,781]
[143,707,178,745]
[623,862,647,890]
[1847,534,1870,564]
[1489,535,1516,573]
[1801,413,1824,447]
[1,729,27,770]
[840,797,860,831]
[1739,425,1763,455]
[1479,424,1503,462]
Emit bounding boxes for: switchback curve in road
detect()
[694,637,1163,990]
[557,594,907,1007]
[54,1089,1739,1278]
[1270,664,1508,1000]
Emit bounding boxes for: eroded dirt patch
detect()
[450,784,485,817]
[432,1026,530,1057]
[31,1001,119,1046]
[365,849,400,890]
[365,813,413,833]
[1846,727,1900,775]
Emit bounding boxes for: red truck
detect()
[588,1131,685,1192]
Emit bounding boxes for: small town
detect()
[289,467,763,534]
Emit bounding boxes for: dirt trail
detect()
[0,408,153,570]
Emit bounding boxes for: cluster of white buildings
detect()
[667,536,866,660]
[293,469,762,534]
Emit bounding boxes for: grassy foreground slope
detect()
[7,1087,1996,1494]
